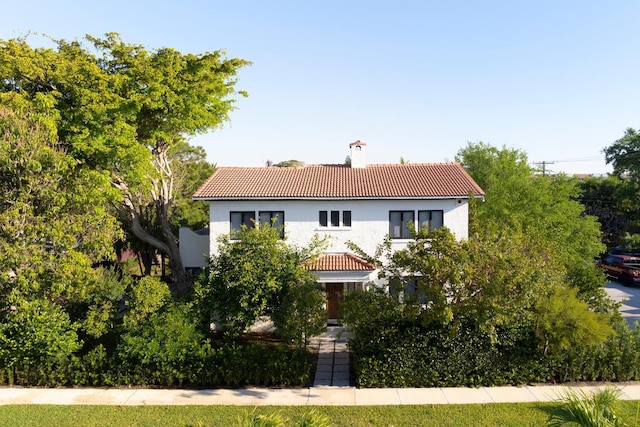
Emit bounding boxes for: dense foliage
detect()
[600,127,640,250]
[605,128,640,186]
[0,338,315,388]
[4,32,640,390]
[344,288,640,387]
[0,33,248,293]
[343,142,628,387]
[0,37,318,388]
[197,224,327,346]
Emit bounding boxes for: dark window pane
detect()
[431,211,443,229]
[319,211,327,227]
[418,210,430,231]
[343,211,351,227]
[389,211,402,238]
[230,211,255,235]
[259,211,284,238]
[331,211,340,227]
[402,211,414,238]
[259,211,271,225]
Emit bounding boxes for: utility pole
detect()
[533,161,556,176]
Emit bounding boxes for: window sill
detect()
[315,227,352,232]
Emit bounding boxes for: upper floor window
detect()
[230,211,255,236]
[319,211,328,227]
[259,211,285,238]
[330,210,340,227]
[418,210,443,232]
[389,211,414,239]
[343,210,352,227]
[319,210,352,227]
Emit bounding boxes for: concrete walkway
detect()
[2,326,640,406]
[310,325,351,387]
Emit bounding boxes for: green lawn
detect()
[1,402,639,427]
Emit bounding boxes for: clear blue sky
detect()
[3,1,639,174]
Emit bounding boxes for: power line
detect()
[554,156,606,163]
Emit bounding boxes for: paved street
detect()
[605,280,640,327]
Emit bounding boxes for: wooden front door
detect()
[326,283,344,319]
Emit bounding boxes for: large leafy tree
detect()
[457,142,605,278]
[605,128,640,185]
[348,142,613,354]
[0,33,248,295]
[578,175,640,249]
[0,104,125,369]
[458,143,615,349]
[604,128,640,246]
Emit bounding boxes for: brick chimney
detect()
[349,140,367,168]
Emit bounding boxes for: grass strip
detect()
[1,402,639,426]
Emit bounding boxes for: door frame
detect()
[325,282,344,319]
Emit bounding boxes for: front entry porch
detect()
[303,252,376,323]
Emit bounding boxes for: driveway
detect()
[605,280,640,328]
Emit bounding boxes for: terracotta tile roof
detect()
[303,253,376,271]
[193,163,484,200]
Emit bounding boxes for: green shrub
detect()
[118,302,211,385]
[549,321,640,383]
[271,278,327,347]
[548,387,623,427]
[0,299,80,385]
[209,343,314,387]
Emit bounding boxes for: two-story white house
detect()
[181,141,484,318]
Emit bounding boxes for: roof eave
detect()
[193,195,483,201]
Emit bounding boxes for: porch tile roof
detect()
[303,253,376,272]
[193,163,484,200]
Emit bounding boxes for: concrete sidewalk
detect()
[2,384,640,406]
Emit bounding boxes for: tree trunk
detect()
[159,211,188,296]
[152,142,189,296]
[139,248,154,276]
[114,172,190,297]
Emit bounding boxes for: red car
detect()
[597,255,640,285]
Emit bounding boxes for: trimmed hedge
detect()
[350,319,640,388]
[0,342,314,388]
[351,322,550,388]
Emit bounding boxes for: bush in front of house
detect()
[0,298,315,388]
[0,338,314,388]
[343,288,640,388]
[340,287,531,387]
[195,225,327,344]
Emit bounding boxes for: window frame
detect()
[418,210,444,232]
[319,211,328,227]
[259,210,285,238]
[389,210,415,239]
[230,211,255,237]
[342,210,352,227]
[318,210,352,228]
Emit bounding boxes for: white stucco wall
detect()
[179,227,210,268]
[207,198,470,258]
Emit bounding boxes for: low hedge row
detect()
[0,342,314,388]
[350,321,640,388]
